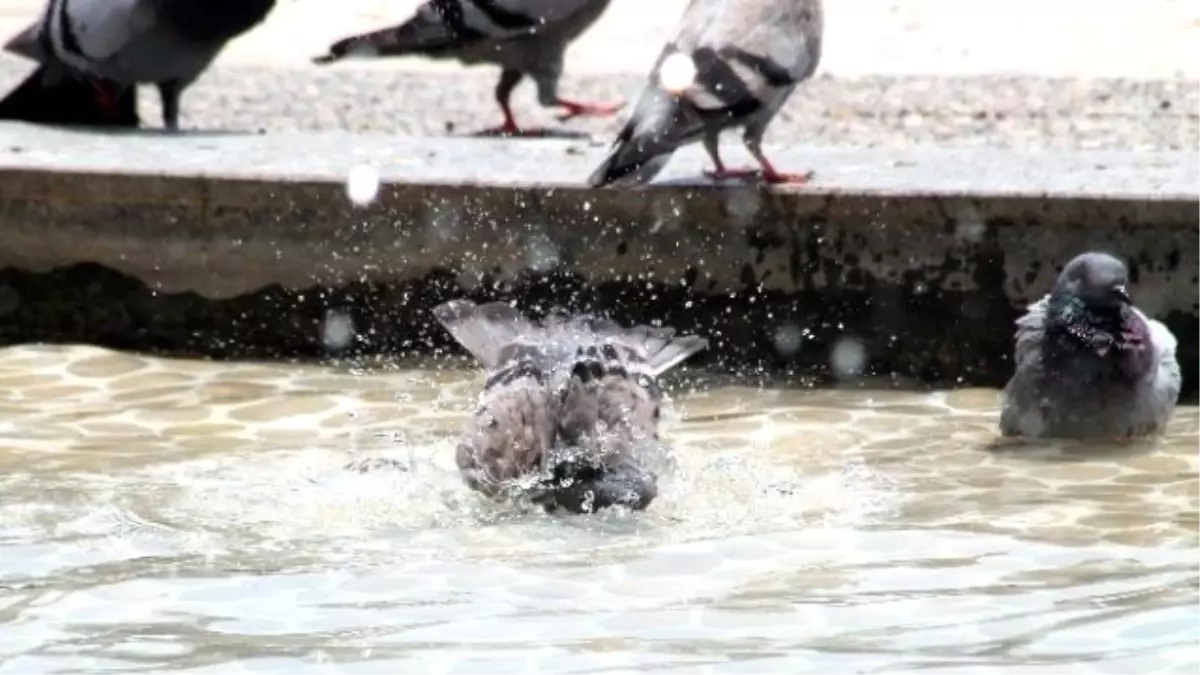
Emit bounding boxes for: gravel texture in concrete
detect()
[2,60,1194,151]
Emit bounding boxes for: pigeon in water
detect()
[588,0,823,187]
[999,252,1182,440]
[313,0,622,137]
[0,0,278,130]
[433,299,708,514]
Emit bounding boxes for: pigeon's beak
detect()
[1112,284,1131,304]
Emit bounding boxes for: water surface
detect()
[1,344,1196,673]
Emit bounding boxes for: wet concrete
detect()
[0,124,1196,396]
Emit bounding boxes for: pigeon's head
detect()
[1048,252,1150,363]
[1053,252,1132,313]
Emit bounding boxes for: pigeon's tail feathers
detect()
[636,332,709,377]
[4,22,45,61]
[547,316,708,377]
[587,80,702,187]
[0,66,140,128]
[433,300,538,370]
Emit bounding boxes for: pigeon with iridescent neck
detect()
[999,252,1181,440]
[433,299,707,513]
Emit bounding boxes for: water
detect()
[0,343,1196,673]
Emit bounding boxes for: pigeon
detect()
[0,0,278,130]
[999,252,1182,440]
[588,0,823,187]
[313,0,622,137]
[433,299,708,514]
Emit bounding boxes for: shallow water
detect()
[0,343,1196,674]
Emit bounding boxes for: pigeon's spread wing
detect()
[555,319,707,456]
[433,299,537,370]
[457,382,556,493]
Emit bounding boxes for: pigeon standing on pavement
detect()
[313,0,622,137]
[433,299,708,514]
[588,0,823,187]
[0,0,278,130]
[999,252,1182,440]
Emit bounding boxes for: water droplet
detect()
[772,323,804,358]
[830,337,868,380]
[345,164,380,207]
[322,311,356,351]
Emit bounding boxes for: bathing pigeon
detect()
[433,299,708,513]
[999,252,1182,440]
[313,0,622,137]
[588,0,823,187]
[0,0,277,130]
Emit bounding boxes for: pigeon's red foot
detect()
[705,166,814,185]
[554,98,624,122]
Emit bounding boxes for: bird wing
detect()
[998,295,1050,437]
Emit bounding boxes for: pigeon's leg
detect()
[473,69,553,138]
[745,134,813,184]
[156,80,182,132]
[701,132,734,180]
[705,126,814,184]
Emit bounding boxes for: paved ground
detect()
[0,0,1196,149]
[4,125,1195,196]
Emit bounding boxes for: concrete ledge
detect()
[0,124,1196,397]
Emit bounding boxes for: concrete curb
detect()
[0,125,1196,396]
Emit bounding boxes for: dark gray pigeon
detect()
[313,0,621,137]
[433,299,708,514]
[999,252,1182,440]
[0,0,277,130]
[588,0,822,187]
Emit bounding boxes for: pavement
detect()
[0,1,1196,149]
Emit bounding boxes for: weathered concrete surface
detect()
[0,124,1196,397]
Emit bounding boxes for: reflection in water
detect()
[0,344,1196,673]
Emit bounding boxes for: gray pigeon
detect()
[999,252,1182,440]
[313,0,621,137]
[433,299,708,514]
[588,0,823,187]
[1,0,277,130]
